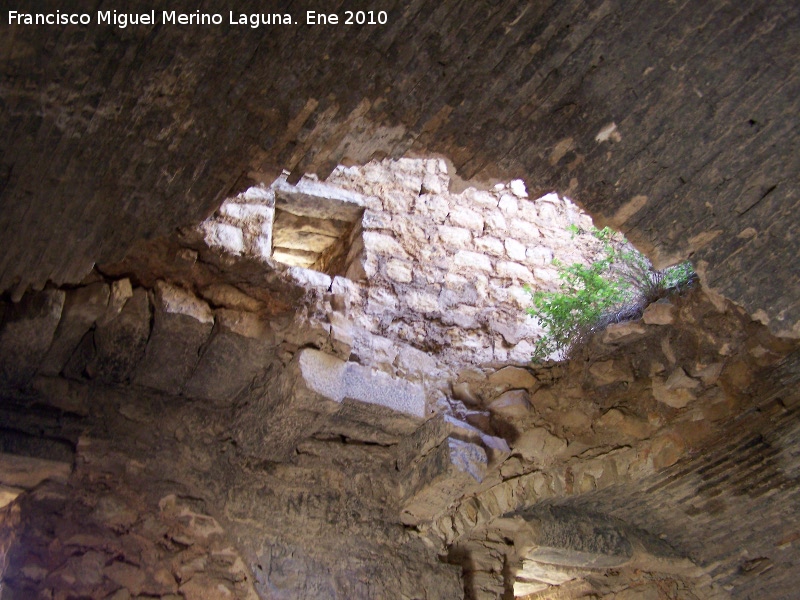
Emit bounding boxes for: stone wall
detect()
[0,224,797,598]
[199,158,605,368]
[1,0,797,337]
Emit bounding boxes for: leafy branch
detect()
[525,226,696,362]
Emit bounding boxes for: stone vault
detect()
[1,2,799,599]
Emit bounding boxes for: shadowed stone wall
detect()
[1,0,798,335]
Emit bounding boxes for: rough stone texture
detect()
[0,289,65,388]
[40,283,110,376]
[86,287,152,384]
[401,437,488,525]
[133,282,214,395]
[182,309,273,403]
[0,1,797,338]
[1,8,800,595]
[0,260,797,599]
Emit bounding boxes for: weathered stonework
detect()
[0,5,799,599]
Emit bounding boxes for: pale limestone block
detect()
[448,206,484,231]
[498,194,519,216]
[509,179,529,197]
[363,231,409,257]
[484,212,507,232]
[454,251,492,271]
[406,290,440,313]
[496,261,533,281]
[386,259,413,283]
[202,221,244,254]
[474,236,505,256]
[504,238,527,261]
[438,225,472,247]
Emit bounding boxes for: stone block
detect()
[464,188,498,208]
[438,225,472,247]
[509,179,528,198]
[397,414,507,472]
[651,368,699,409]
[400,437,487,524]
[199,284,262,312]
[272,229,336,253]
[133,282,214,394]
[474,236,505,257]
[85,288,151,383]
[328,311,354,358]
[415,194,449,222]
[286,266,332,290]
[509,220,541,243]
[526,246,553,265]
[396,344,438,377]
[363,231,408,258]
[594,408,653,440]
[340,361,426,428]
[487,366,537,392]
[514,427,568,462]
[498,194,519,216]
[273,180,366,221]
[496,261,533,281]
[183,309,274,403]
[488,389,531,418]
[234,350,346,459]
[601,321,647,343]
[589,360,634,385]
[642,300,675,325]
[386,259,413,283]
[504,238,527,261]
[0,289,65,387]
[40,283,110,375]
[405,290,440,313]
[517,560,581,587]
[452,381,481,407]
[202,221,244,254]
[220,201,274,221]
[273,247,317,268]
[515,508,633,569]
[448,206,484,231]
[235,349,425,459]
[484,212,507,233]
[453,251,492,272]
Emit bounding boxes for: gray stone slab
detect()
[400,437,487,525]
[235,349,427,460]
[133,282,214,394]
[87,288,151,384]
[0,289,65,387]
[40,283,109,376]
[234,350,346,460]
[515,507,633,569]
[183,309,274,404]
[343,362,426,419]
[397,414,510,472]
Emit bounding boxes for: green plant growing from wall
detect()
[524,226,696,362]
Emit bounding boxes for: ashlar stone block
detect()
[40,283,110,376]
[183,309,274,404]
[86,288,151,383]
[397,413,509,472]
[235,349,426,460]
[400,437,487,525]
[0,289,65,387]
[133,282,214,394]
